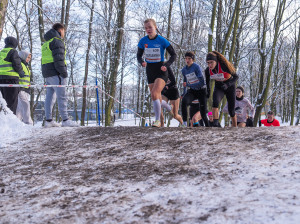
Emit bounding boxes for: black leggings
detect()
[213,84,236,117]
[182,88,209,127]
[0,79,19,115]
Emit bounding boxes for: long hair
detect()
[207,51,236,74]
[144,18,160,34]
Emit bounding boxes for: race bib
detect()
[235,107,243,116]
[145,48,161,62]
[211,73,225,81]
[185,72,199,84]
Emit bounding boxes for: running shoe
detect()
[62,119,80,127]
[44,120,61,128]
[152,120,161,127]
[179,123,186,127]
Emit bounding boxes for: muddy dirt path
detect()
[1,127,300,223]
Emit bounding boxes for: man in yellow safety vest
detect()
[41,23,78,127]
[0,37,25,114]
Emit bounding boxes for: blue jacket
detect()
[182,63,206,90]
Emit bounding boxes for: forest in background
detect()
[0,0,299,127]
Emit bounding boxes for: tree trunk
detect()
[208,0,218,52]
[60,0,65,24]
[290,24,300,125]
[37,0,45,44]
[64,0,71,34]
[216,0,222,52]
[118,53,125,118]
[105,0,126,126]
[80,0,95,126]
[207,0,218,109]
[219,0,241,124]
[254,0,287,126]
[165,0,173,58]
[0,0,8,41]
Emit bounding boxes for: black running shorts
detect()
[146,62,168,84]
[162,86,180,101]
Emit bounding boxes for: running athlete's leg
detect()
[225,85,237,127]
[160,110,165,127]
[181,91,195,124]
[150,78,166,122]
[197,89,210,127]
[212,87,225,126]
[191,111,201,126]
[161,95,172,112]
[231,116,237,127]
[170,98,183,125]
[238,122,246,127]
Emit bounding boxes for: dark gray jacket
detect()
[0,37,25,80]
[42,29,68,78]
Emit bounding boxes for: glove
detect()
[221,83,229,91]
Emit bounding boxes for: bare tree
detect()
[81,0,95,126]
[0,0,8,40]
[105,0,126,126]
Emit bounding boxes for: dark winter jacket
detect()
[0,37,25,80]
[42,29,68,78]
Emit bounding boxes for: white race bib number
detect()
[235,107,243,116]
[145,48,161,62]
[211,73,225,81]
[186,72,199,84]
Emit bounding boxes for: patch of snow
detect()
[0,98,34,149]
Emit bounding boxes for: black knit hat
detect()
[206,53,217,62]
[185,52,195,60]
[236,86,244,94]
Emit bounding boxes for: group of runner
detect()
[137,18,280,128]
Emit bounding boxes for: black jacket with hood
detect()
[0,37,25,80]
[42,29,68,78]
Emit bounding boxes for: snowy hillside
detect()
[1,123,300,223]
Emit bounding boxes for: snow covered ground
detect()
[1,106,300,223]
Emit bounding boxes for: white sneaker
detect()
[62,119,79,127]
[44,120,61,128]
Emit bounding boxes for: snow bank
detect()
[0,98,33,148]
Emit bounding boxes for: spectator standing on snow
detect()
[42,23,78,128]
[16,50,33,125]
[0,37,25,114]
[259,111,280,127]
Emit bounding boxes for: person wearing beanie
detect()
[16,50,33,125]
[222,86,255,127]
[207,111,220,127]
[181,51,210,127]
[42,23,78,128]
[205,51,239,127]
[0,36,25,114]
